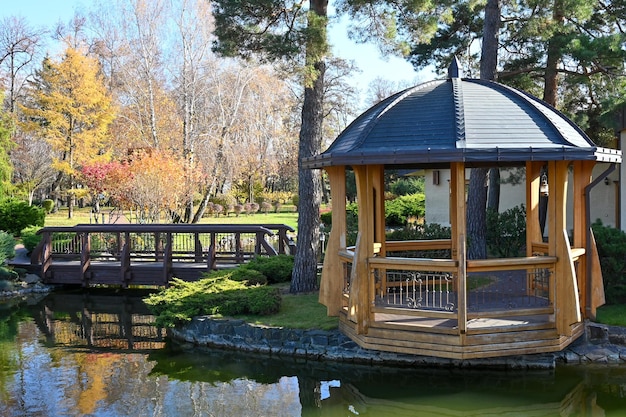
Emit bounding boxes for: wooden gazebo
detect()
[302,64,622,359]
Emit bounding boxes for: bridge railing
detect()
[30,224,295,285]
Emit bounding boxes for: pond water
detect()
[1,289,626,417]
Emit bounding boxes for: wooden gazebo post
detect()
[526,161,544,252]
[349,165,372,332]
[572,160,595,319]
[347,164,385,333]
[449,162,467,334]
[319,165,347,316]
[548,160,581,336]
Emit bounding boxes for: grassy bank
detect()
[596,304,626,327]
[234,287,338,330]
[44,206,299,230]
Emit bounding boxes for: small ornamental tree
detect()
[78,161,129,217]
[123,150,203,223]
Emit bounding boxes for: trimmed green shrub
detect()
[229,267,268,286]
[385,194,425,226]
[591,220,626,304]
[242,254,294,284]
[486,205,527,258]
[12,267,27,278]
[21,226,42,253]
[0,267,18,281]
[144,277,281,327]
[389,177,424,196]
[42,199,54,214]
[0,231,15,264]
[0,280,14,291]
[386,222,452,258]
[0,199,45,236]
[387,222,452,241]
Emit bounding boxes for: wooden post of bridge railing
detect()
[208,232,217,270]
[155,232,162,261]
[255,231,262,255]
[277,228,286,254]
[258,231,278,256]
[80,232,91,285]
[194,233,203,262]
[41,231,52,282]
[121,232,130,284]
[235,232,242,263]
[163,232,172,285]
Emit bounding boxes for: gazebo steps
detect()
[339,315,584,360]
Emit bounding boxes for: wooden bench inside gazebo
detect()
[303,63,621,359]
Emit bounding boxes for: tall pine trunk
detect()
[543,0,564,107]
[290,1,328,294]
[467,0,500,259]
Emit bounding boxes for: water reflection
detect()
[30,290,166,351]
[0,290,625,416]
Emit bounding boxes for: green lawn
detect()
[44,206,299,230]
[234,285,338,330]
[596,304,626,327]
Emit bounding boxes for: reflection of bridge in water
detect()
[21,292,625,415]
[28,224,295,287]
[29,290,166,352]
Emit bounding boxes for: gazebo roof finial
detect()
[448,56,462,79]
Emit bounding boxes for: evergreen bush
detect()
[386,223,452,258]
[389,177,424,196]
[0,267,18,281]
[0,199,45,236]
[144,276,281,327]
[229,267,268,286]
[384,194,425,226]
[20,227,42,253]
[0,280,14,291]
[242,254,294,284]
[486,205,527,258]
[0,230,15,264]
[591,220,626,304]
[42,199,54,214]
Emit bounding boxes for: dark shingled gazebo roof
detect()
[302,66,621,169]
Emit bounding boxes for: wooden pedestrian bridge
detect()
[29,224,295,287]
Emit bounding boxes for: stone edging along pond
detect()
[171,316,626,370]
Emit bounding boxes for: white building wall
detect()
[424,165,618,229]
[425,169,452,226]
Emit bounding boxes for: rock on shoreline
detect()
[171,316,626,370]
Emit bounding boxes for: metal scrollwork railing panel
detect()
[376,269,457,313]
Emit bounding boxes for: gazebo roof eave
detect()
[301,146,622,169]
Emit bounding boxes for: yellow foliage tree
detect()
[124,149,203,223]
[20,47,116,217]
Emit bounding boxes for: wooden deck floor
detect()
[339,308,579,360]
[374,312,552,329]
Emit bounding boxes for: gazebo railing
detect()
[465,257,556,318]
[338,240,560,329]
[377,269,457,312]
[368,256,459,321]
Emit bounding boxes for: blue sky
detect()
[1,0,433,107]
